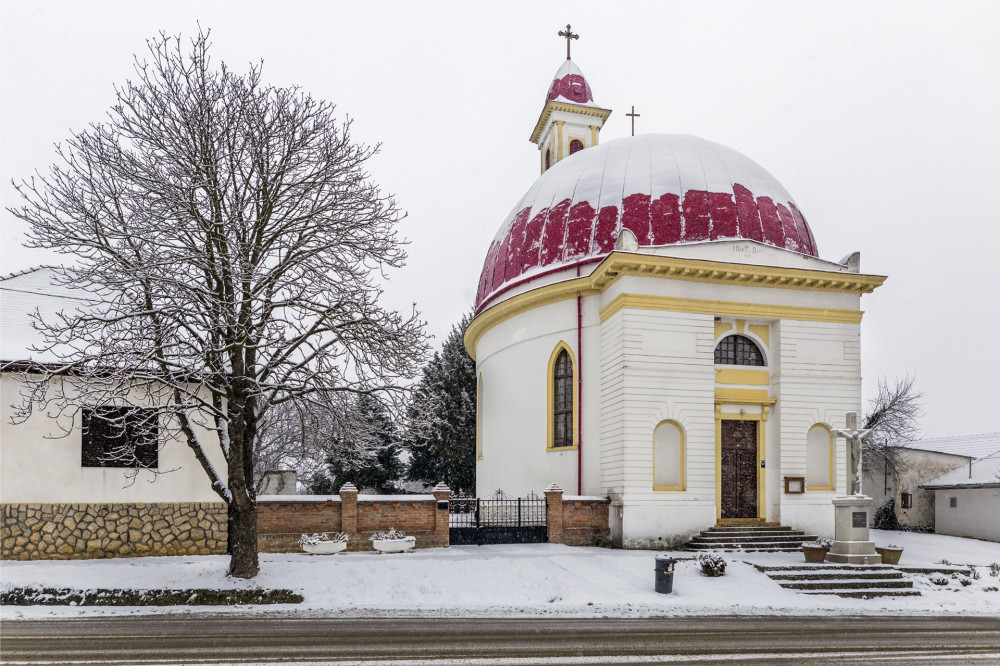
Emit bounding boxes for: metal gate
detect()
[449,491,547,545]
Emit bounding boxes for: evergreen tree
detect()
[405,313,477,494]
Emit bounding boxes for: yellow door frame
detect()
[714,396,776,522]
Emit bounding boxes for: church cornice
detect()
[530,100,612,144]
[465,251,886,358]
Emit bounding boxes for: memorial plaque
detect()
[852,511,867,528]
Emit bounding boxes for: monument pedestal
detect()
[826,496,882,564]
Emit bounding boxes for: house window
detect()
[81,407,158,468]
[653,420,685,490]
[900,492,913,509]
[949,496,957,508]
[806,424,833,490]
[714,334,765,366]
[548,344,576,449]
[569,139,584,154]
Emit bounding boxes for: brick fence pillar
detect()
[432,482,451,547]
[545,483,564,544]
[339,482,358,547]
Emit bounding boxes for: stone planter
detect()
[875,546,903,565]
[802,545,830,563]
[372,536,416,554]
[302,540,348,555]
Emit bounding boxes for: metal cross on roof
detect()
[626,106,640,136]
[558,24,579,59]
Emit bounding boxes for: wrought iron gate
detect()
[449,491,547,545]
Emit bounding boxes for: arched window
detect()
[569,139,584,154]
[806,424,833,490]
[548,344,576,449]
[714,334,765,366]
[545,148,551,170]
[653,420,685,490]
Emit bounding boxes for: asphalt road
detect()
[2,615,999,665]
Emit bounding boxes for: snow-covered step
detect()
[778,579,913,591]
[805,589,922,599]
[755,563,921,598]
[690,534,816,543]
[768,571,902,581]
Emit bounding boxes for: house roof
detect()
[903,432,1000,460]
[0,266,93,364]
[922,453,1000,489]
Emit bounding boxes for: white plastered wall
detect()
[933,488,1000,542]
[1,373,227,504]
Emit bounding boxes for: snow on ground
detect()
[2,531,999,620]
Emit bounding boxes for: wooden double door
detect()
[720,420,759,519]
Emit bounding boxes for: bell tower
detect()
[530,25,612,174]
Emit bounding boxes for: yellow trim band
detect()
[715,369,770,386]
[530,100,613,144]
[600,294,864,326]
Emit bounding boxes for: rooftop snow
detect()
[905,432,1000,460]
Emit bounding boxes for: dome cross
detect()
[558,24,579,60]
[626,106,640,136]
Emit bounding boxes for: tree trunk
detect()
[227,382,260,579]
[227,498,259,578]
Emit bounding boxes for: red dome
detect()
[546,59,596,106]
[475,134,818,310]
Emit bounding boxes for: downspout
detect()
[577,265,583,495]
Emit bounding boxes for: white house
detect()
[1,267,228,559]
[466,53,885,547]
[921,435,1000,542]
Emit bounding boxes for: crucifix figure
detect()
[626,106,640,136]
[558,24,579,59]
[832,412,872,495]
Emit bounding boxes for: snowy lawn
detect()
[3,531,999,620]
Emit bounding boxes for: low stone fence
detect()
[1,502,227,560]
[544,485,611,546]
[257,483,450,552]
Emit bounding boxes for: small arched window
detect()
[545,148,551,170]
[549,346,575,449]
[569,139,584,155]
[714,334,765,366]
[653,420,685,490]
[806,424,833,490]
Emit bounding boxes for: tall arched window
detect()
[653,420,685,490]
[569,139,584,154]
[714,334,765,366]
[548,344,576,449]
[806,424,833,490]
[545,148,551,170]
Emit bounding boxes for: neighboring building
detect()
[466,51,886,547]
[1,267,227,560]
[921,435,1000,542]
[863,433,999,530]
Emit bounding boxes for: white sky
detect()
[2,1,998,438]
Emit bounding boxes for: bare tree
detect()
[7,30,428,578]
[863,375,923,493]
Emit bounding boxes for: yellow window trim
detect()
[653,419,686,491]
[546,341,579,452]
[715,368,769,386]
[806,423,835,491]
[465,251,883,359]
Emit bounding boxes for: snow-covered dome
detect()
[475,133,818,310]
[545,59,597,107]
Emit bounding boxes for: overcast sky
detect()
[2,1,998,438]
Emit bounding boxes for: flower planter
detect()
[372,536,416,554]
[876,546,903,565]
[802,545,830,563]
[302,540,348,555]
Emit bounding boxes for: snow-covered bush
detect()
[929,574,949,586]
[298,532,348,547]
[697,553,727,577]
[988,562,1000,577]
[959,577,972,587]
[370,528,408,542]
[802,538,833,549]
[873,499,900,530]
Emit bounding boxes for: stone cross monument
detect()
[827,411,881,564]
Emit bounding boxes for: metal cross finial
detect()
[626,105,640,136]
[558,24,579,59]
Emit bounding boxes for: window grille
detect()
[900,492,913,509]
[714,334,765,366]
[82,407,158,468]
[569,139,584,155]
[552,349,573,448]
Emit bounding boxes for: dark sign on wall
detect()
[852,511,867,528]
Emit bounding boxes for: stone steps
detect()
[686,524,815,552]
[755,564,920,598]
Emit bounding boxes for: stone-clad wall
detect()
[1,502,227,560]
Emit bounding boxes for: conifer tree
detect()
[405,313,476,494]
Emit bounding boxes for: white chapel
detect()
[465,39,886,547]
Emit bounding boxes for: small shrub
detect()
[938,558,952,566]
[929,574,949,586]
[970,566,980,580]
[988,563,1000,577]
[370,528,409,541]
[984,586,998,592]
[873,499,900,530]
[802,538,833,549]
[959,577,972,587]
[299,532,348,546]
[697,553,727,577]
